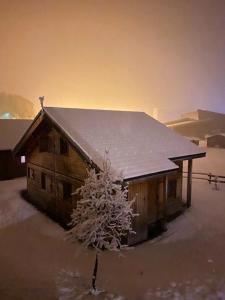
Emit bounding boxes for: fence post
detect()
[214,176,219,190]
[208,172,212,184]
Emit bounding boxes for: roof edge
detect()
[124,166,179,183]
[13,108,95,167]
[170,152,206,161]
[44,109,94,166]
[44,106,145,114]
[13,110,43,156]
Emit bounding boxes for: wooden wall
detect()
[0,150,26,180]
[28,127,87,180]
[128,177,166,245]
[26,125,88,226]
[165,160,183,217]
[128,161,183,245]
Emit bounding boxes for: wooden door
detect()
[147,180,158,223]
[157,180,165,219]
[128,182,149,245]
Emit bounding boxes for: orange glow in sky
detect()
[0,0,225,121]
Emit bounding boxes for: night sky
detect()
[0,0,225,121]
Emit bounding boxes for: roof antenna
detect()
[39,96,45,110]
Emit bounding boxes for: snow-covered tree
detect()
[68,155,137,292]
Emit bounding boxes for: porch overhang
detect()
[125,167,179,184]
[170,152,206,162]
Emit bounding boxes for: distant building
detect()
[0,119,32,180]
[166,109,225,142]
[182,109,225,121]
[14,107,205,245]
[206,134,225,149]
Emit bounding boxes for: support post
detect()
[187,159,193,208]
[163,176,168,219]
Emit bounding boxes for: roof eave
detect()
[124,167,179,183]
[44,110,94,167]
[170,152,206,162]
[12,110,44,156]
[13,108,96,168]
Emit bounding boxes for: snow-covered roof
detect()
[165,118,196,126]
[0,119,32,151]
[205,133,225,138]
[185,136,201,141]
[41,107,205,180]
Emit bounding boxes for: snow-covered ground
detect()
[0,148,225,299]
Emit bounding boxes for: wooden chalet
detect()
[206,133,225,149]
[166,109,225,141]
[13,107,205,244]
[0,119,32,180]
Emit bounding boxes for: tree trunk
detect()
[92,252,99,291]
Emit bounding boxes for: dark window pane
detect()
[168,179,177,199]
[63,182,72,199]
[41,173,46,190]
[60,138,68,155]
[49,176,53,193]
[40,137,49,152]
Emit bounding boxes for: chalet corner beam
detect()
[187,159,193,208]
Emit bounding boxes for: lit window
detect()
[21,156,26,163]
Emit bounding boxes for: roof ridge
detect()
[45,106,145,114]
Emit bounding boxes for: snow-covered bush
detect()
[68,155,136,291]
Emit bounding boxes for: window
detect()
[168,179,177,199]
[63,182,72,199]
[41,173,46,190]
[60,138,68,155]
[21,156,26,163]
[39,136,49,152]
[49,176,53,193]
[28,167,35,180]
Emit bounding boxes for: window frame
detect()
[28,167,35,180]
